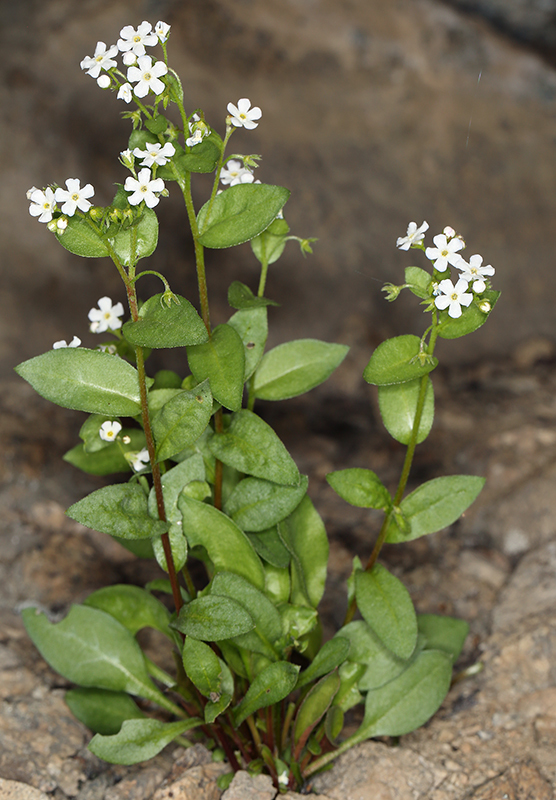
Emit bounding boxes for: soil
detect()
[2,341,556,799]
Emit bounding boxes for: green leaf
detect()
[354,650,452,739]
[326,469,391,510]
[228,307,268,381]
[152,380,213,462]
[145,114,170,134]
[293,672,340,752]
[417,614,469,662]
[263,563,291,604]
[297,637,351,689]
[89,718,202,765]
[178,495,266,589]
[325,704,344,744]
[250,217,290,266]
[182,637,234,713]
[66,484,168,540]
[334,661,365,712]
[83,585,172,639]
[279,604,318,642]
[174,133,222,174]
[210,572,283,660]
[122,293,208,348]
[227,281,280,310]
[363,335,438,386]
[334,620,408,692]
[354,566,418,660]
[437,290,500,340]
[197,184,291,249]
[254,340,349,401]
[187,324,245,411]
[405,267,431,299]
[378,377,434,445]
[247,527,291,569]
[55,215,109,258]
[65,687,144,735]
[152,370,183,390]
[234,661,299,726]
[225,475,308,532]
[278,495,328,608]
[21,605,174,709]
[128,129,157,151]
[173,595,255,641]
[148,454,206,524]
[386,475,485,543]
[15,349,142,416]
[108,208,159,266]
[209,409,299,486]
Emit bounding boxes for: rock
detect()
[221,770,276,800]
[493,540,556,631]
[152,762,230,800]
[443,0,556,51]
[0,779,49,800]
[466,759,553,799]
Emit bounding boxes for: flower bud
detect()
[478,300,491,313]
[89,206,104,221]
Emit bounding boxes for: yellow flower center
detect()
[71,193,79,202]
[143,72,152,81]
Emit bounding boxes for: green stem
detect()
[343,323,439,626]
[178,173,211,334]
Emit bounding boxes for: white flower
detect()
[80,42,118,79]
[47,216,68,235]
[277,771,289,787]
[129,448,150,471]
[117,82,134,103]
[117,22,158,56]
[97,74,111,89]
[124,167,165,207]
[99,420,122,442]
[52,336,81,349]
[396,220,429,250]
[127,55,167,97]
[227,98,262,130]
[155,21,171,43]
[186,113,210,147]
[434,278,473,319]
[220,159,254,186]
[28,187,56,223]
[455,253,494,294]
[443,226,456,239]
[425,233,464,272]
[132,142,175,167]
[122,51,138,67]
[88,296,125,333]
[54,179,94,216]
[26,186,39,200]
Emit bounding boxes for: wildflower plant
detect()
[16,21,499,793]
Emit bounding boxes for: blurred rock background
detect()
[2,0,556,385]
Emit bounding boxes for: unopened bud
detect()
[478,300,491,313]
[382,283,402,302]
[89,206,104,221]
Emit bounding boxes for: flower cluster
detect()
[28,179,94,228]
[396,222,495,319]
[80,21,170,96]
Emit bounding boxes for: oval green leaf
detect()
[437,290,500,340]
[152,380,213,462]
[354,566,418,660]
[123,293,208,348]
[209,409,299,486]
[197,184,290,249]
[326,468,391,510]
[363,335,438,386]
[377,376,434,445]
[234,661,299,726]
[108,207,159,266]
[178,495,265,589]
[55,215,109,258]
[66,484,168,540]
[65,687,145,735]
[386,475,485,543]
[173,594,255,641]
[278,494,328,609]
[225,475,308,532]
[89,718,202,765]
[83,585,172,639]
[15,348,142,416]
[254,339,349,401]
[187,324,245,412]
